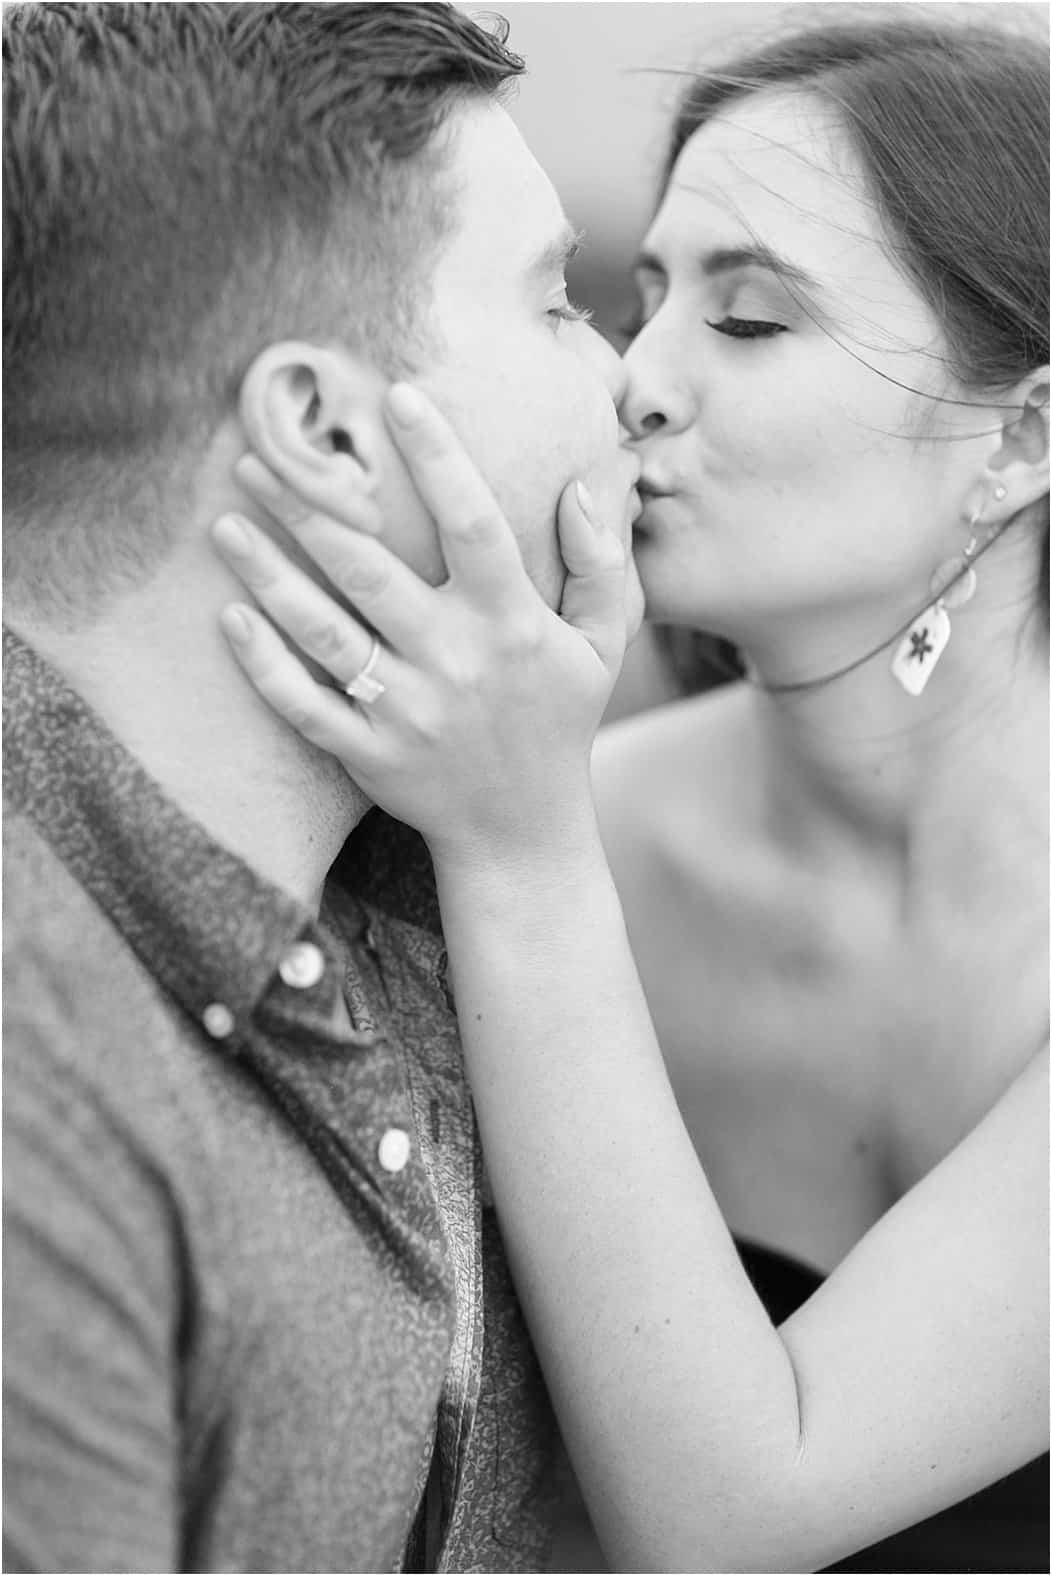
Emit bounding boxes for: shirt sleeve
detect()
[3,957,182,1574]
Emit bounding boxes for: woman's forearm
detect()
[433,825,810,1572]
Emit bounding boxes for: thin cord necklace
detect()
[744,525,1008,698]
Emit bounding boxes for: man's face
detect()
[376,101,641,616]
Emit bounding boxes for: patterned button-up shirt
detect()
[2,628,556,1574]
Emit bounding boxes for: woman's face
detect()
[621,90,985,644]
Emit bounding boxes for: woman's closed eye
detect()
[616,305,788,348]
[616,309,645,350]
[705,315,787,340]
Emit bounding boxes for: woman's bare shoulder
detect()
[593,681,759,873]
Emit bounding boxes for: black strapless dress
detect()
[736,1238,1050,1574]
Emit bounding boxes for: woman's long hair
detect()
[653,9,1049,693]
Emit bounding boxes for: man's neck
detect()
[10,582,371,916]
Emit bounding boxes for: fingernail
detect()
[575,480,597,523]
[220,604,253,646]
[214,513,253,553]
[387,383,426,425]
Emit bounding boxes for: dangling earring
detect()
[891,485,1007,696]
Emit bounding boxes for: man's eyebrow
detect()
[526,225,584,280]
[634,244,821,294]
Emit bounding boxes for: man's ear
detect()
[238,341,386,518]
[986,369,1050,514]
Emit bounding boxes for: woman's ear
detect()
[238,341,386,517]
[986,369,1050,515]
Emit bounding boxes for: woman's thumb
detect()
[556,479,628,673]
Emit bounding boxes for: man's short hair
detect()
[2,2,523,618]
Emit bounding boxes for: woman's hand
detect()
[213,384,630,865]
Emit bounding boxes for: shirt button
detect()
[203,1002,235,1039]
[377,1127,412,1174]
[278,941,325,990]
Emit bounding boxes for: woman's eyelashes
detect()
[618,292,789,347]
[705,315,788,340]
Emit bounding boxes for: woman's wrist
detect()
[427,793,606,891]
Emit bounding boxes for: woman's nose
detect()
[618,334,695,441]
[621,404,667,439]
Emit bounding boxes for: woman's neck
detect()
[740,580,1048,896]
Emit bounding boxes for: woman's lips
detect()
[637,477,677,501]
[634,482,677,526]
[633,484,687,540]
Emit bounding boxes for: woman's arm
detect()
[214,388,1049,1572]
[436,832,1047,1570]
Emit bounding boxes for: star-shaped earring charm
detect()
[909,629,934,663]
[892,604,952,696]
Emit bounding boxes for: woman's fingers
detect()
[385,384,529,611]
[555,481,629,676]
[212,511,432,665]
[219,601,382,766]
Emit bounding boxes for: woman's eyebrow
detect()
[634,243,823,296]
